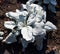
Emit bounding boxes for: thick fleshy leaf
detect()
[17,22,24,30]
[16,9,28,17]
[33,28,46,36]
[48,3,56,13]
[44,0,57,5]
[43,0,49,4]
[21,26,35,41]
[0,31,4,36]
[27,4,43,14]
[44,21,57,31]
[26,0,36,9]
[0,37,3,40]
[2,31,19,44]
[35,36,43,50]
[50,0,57,5]
[32,21,46,36]
[0,31,4,40]
[35,10,46,23]
[5,12,12,18]
[27,16,36,26]
[21,4,27,10]
[5,12,20,20]
[21,38,28,50]
[4,21,16,30]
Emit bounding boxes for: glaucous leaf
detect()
[4,21,16,30]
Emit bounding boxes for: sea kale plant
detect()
[2,0,57,51]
